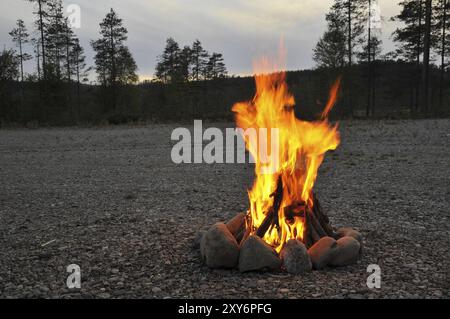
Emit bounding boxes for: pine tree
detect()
[44,0,66,81]
[0,49,20,81]
[91,9,138,109]
[330,0,367,116]
[62,18,76,82]
[191,39,209,81]
[9,19,32,82]
[331,0,367,66]
[421,0,432,114]
[31,37,42,80]
[179,46,192,82]
[155,38,182,83]
[27,0,48,81]
[70,38,88,120]
[0,48,20,120]
[392,0,426,113]
[313,11,347,69]
[206,53,227,79]
[433,0,450,109]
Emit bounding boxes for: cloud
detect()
[0,0,400,79]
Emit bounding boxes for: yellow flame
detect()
[232,55,340,253]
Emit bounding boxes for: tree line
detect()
[314,0,449,117]
[155,38,227,84]
[0,0,448,125]
[0,0,228,124]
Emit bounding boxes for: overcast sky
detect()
[0,0,403,81]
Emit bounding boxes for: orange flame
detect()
[232,56,341,252]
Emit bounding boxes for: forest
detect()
[0,0,449,126]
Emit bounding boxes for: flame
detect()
[232,56,340,253]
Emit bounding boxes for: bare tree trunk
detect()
[66,34,73,121]
[415,0,423,114]
[371,47,376,116]
[36,43,41,79]
[76,50,80,122]
[110,25,117,111]
[439,0,447,110]
[422,0,432,115]
[18,37,24,120]
[38,0,46,81]
[347,0,354,117]
[367,0,372,117]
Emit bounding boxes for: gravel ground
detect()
[0,119,449,299]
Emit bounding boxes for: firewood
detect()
[312,194,335,237]
[284,202,306,223]
[305,207,321,244]
[255,176,283,238]
[307,207,327,238]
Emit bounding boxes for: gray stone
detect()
[329,236,361,266]
[193,230,206,249]
[308,236,338,269]
[280,239,312,274]
[239,235,281,273]
[226,213,246,240]
[200,223,239,269]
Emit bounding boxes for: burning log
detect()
[312,194,335,237]
[253,181,336,249]
[305,207,321,246]
[255,176,283,238]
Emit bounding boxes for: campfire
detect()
[199,56,363,274]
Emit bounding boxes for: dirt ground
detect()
[0,119,449,299]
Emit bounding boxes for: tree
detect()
[359,1,383,116]
[330,0,367,115]
[331,0,367,66]
[27,0,48,81]
[0,49,20,120]
[313,11,347,69]
[9,19,32,82]
[91,8,138,109]
[31,36,42,79]
[179,46,192,82]
[433,0,450,109]
[62,17,77,82]
[71,38,89,119]
[206,53,227,79]
[44,0,67,81]
[0,49,19,81]
[359,35,382,116]
[191,39,209,81]
[155,38,182,83]
[421,0,432,114]
[358,35,382,61]
[115,46,138,84]
[392,0,426,113]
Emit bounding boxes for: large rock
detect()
[329,236,361,267]
[193,230,206,249]
[200,223,239,269]
[308,236,338,270]
[226,213,246,242]
[239,235,281,273]
[280,239,312,274]
[336,227,363,254]
[336,227,363,243]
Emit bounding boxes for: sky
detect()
[0,0,403,81]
